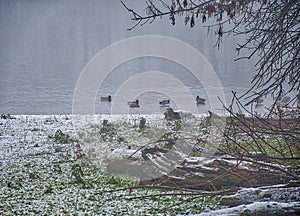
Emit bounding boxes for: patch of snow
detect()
[108,148,142,159]
[187,201,300,216]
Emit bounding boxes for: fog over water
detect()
[0,1,262,115]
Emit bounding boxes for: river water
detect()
[0,1,264,115]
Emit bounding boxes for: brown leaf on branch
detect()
[202,14,206,23]
[183,0,187,8]
[190,15,195,28]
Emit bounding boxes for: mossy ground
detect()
[0,115,219,215]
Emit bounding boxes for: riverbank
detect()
[0,114,217,215]
[0,114,299,215]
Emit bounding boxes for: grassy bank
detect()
[0,115,219,215]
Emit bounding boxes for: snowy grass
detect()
[0,115,219,215]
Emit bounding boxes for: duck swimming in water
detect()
[159,99,170,105]
[128,99,140,108]
[100,95,112,102]
[196,96,205,105]
[254,97,264,106]
[276,96,292,107]
[280,96,291,105]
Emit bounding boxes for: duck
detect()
[281,96,291,104]
[276,96,291,107]
[159,99,170,105]
[254,97,263,106]
[196,96,205,105]
[100,95,112,102]
[128,99,140,108]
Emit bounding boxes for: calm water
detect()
[0,1,264,115]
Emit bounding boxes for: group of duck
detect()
[100,95,296,109]
[100,95,206,108]
[254,96,292,107]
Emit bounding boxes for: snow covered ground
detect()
[0,114,218,215]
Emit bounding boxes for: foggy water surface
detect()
[0,1,262,115]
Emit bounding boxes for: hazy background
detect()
[0,0,259,115]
